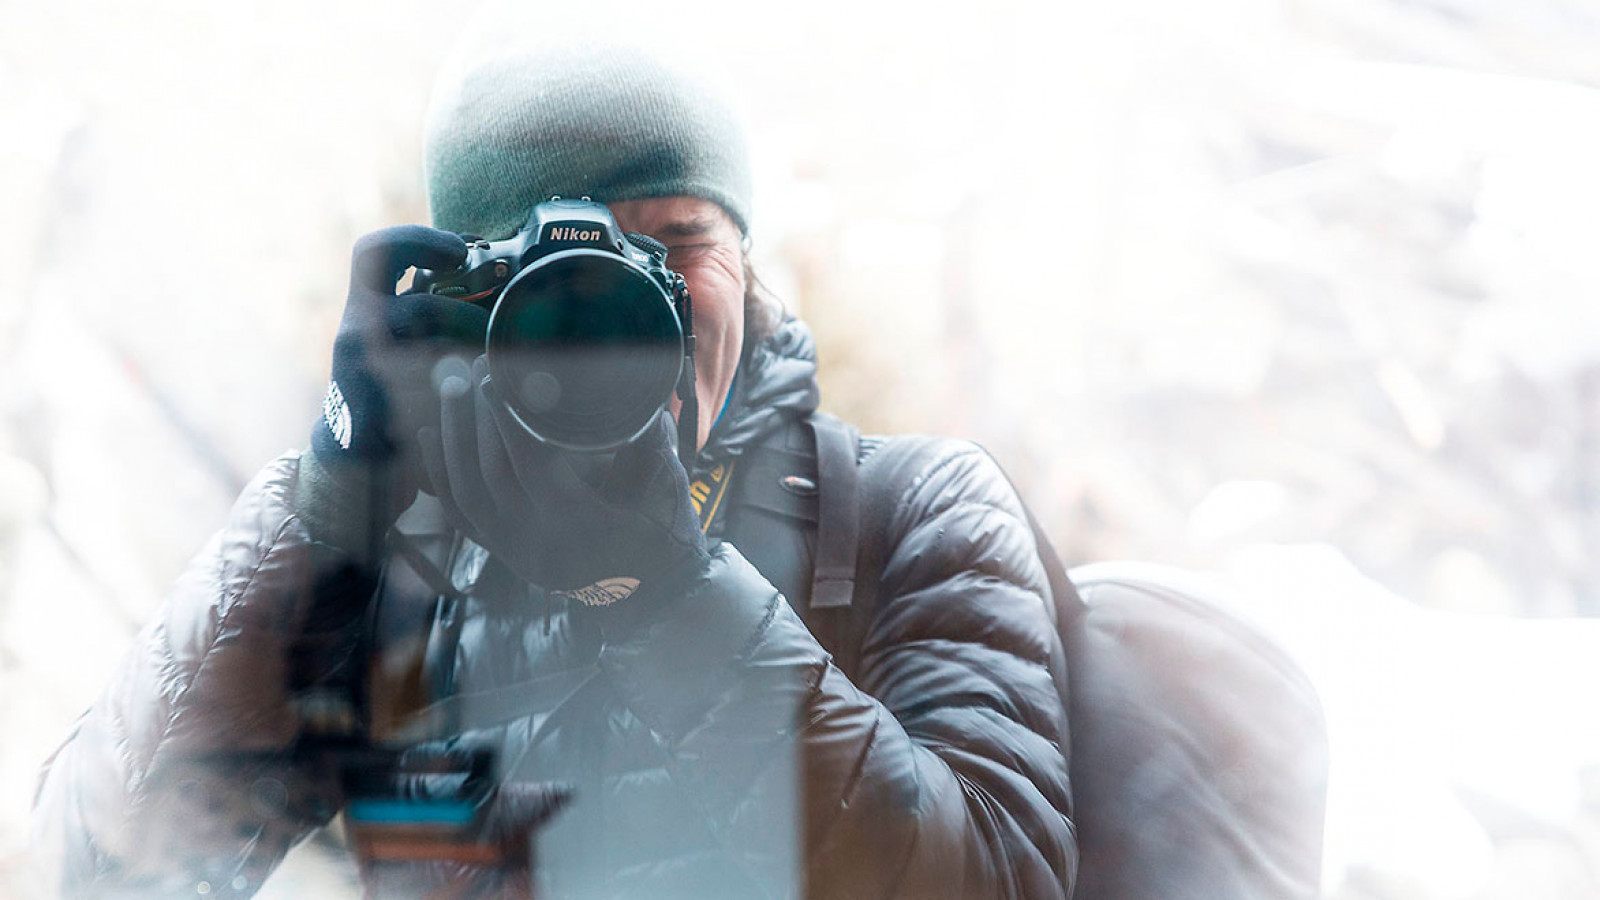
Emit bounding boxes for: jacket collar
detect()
[696,317,820,467]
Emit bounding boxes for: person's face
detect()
[607,196,746,452]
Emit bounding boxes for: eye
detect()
[665,242,715,262]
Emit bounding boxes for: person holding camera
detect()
[33,44,1078,899]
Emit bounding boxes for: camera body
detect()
[417,197,697,456]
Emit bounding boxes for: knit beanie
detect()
[424,44,752,241]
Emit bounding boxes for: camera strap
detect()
[688,460,736,534]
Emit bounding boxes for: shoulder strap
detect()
[808,413,860,610]
[805,428,948,678]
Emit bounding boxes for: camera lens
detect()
[485,249,682,450]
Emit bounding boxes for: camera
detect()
[416,197,697,455]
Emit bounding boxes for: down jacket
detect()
[33,319,1078,898]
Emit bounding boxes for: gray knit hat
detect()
[424,45,752,241]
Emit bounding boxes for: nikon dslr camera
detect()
[416,197,697,456]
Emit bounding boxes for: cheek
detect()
[671,254,744,448]
[683,264,745,350]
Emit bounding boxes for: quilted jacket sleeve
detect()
[31,454,348,897]
[595,439,1076,899]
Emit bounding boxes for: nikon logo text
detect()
[549,226,602,242]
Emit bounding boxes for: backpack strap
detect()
[808,413,861,610]
[807,430,954,679]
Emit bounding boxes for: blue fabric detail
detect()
[712,369,738,431]
[346,799,478,826]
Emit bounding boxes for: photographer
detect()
[32,43,1077,898]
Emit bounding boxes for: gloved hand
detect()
[293,226,487,726]
[302,225,488,558]
[417,356,709,604]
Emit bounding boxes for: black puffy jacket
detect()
[33,319,1077,898]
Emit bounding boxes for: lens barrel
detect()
[485,248,682,451]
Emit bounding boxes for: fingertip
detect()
[415,225,469,270]
[351,225,469,294]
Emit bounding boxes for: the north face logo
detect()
[323,380,353,450]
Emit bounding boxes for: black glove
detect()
[417,356,709,604]
[302,225,488,558]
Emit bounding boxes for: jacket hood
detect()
[698,317,820,466]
